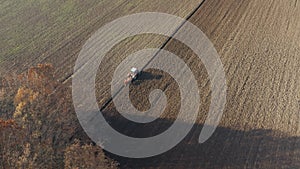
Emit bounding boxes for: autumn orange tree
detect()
[0,118,24,168]
[64,139,118,169]
[0,64,118,168]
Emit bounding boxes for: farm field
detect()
[101,0,300,168]
[0,0,202,74]
[1,0,300,168]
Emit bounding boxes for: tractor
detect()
[124,67,140,86]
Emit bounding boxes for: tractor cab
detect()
[130,67,139,80]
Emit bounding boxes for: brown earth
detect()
[100,0,300,168]
[1,0,300,168]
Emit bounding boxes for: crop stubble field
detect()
[1,0,300,168]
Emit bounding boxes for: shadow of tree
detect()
[100,110,300,169]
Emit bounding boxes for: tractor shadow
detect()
[133,71,163,85]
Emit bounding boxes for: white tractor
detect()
[124,67,140,86]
